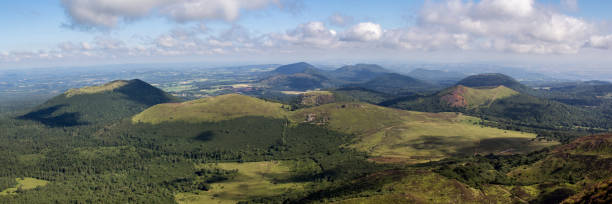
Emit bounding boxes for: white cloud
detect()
[588,35,612,49]
[61,0,280,29]
[476,0,534,18]
[160,0,278,22]
[61,0,166,29]
[415,0,594,54]
[273,21,339,47]
[342,22,382,42]
[5,0,612,67]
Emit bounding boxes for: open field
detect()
[175,161,313,204]
[291,102,555,163]
[0,178,49,196]
[134,94,555,163]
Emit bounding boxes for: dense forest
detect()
[0,110,389,203]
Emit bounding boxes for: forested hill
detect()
[267,62,324,76]
[259,62,333,91]
[329,64,391,83]
[344,73,437,95]
[381,83,612,141]
[457,73,531,92]
[19,79,177,126]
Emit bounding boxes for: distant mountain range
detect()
[407,68,466,86]
[329,64,391,83]
[259,62,435,94]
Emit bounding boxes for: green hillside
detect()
[132,94,550,164]
[383,84,612,141]
[329,64,391,83]
[329,133,612,204]
[19,79,176,126]
[562,177,612,204]
[308,170,535,203]
[438,85,519,109]
[267,62,323,75]
[259,62,333,91]
[290,91,336,107]
[331,87,393,104]
[509,134,612,184]
[3,83,610,203]
[132,94,288,124]
[407,68,466,86]
[457,73,526,91]
[381,85,520,111]
[290,102,551,164]
[345,73,437,95]
[259,73,332,91]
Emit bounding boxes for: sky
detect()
[1,0,612,71]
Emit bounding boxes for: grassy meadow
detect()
[291,102,555,163]
[0,177,49,196]
[175,161,314,204]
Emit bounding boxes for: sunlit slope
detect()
[383,85,519,110]
[438,85,519,109]
[132,94,288,124]
[133,94,553,163]
[291,102,550,163]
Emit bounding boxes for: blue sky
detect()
[1,0,612,70]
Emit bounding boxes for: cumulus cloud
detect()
[6,0,612,66]
[341,22,382,42]
[271,21,339,47]
[160,0,278,22]
[61,0,281,29]
[411,0,594,54]
[588,35,612,49]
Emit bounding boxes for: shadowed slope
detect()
[20,79,176,126]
